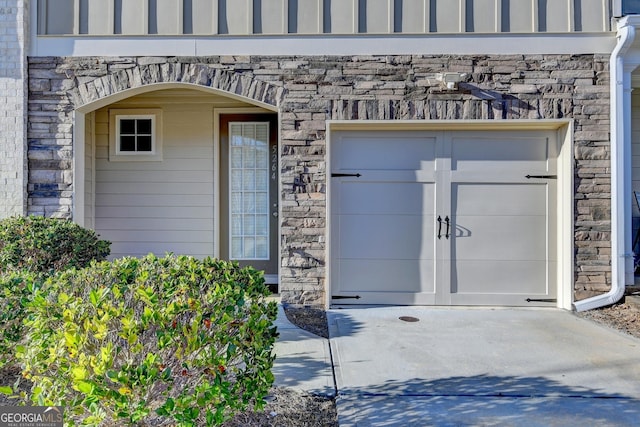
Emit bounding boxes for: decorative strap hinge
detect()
[525,175,557,179]
[331,173,362,178]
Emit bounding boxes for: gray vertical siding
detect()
[38,0,611,35]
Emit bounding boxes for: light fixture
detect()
[424,72,469,90]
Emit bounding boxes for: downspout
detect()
[574,20,635,311]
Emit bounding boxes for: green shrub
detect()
[0,271,42,370]
[0,216,109,372]
[18,254,278,426]
[0,215,111,274]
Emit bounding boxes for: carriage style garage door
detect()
[330,129,558,306]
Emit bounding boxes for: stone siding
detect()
[26,54,611,305]
[0,0,27,218]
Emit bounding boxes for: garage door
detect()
[330,130,557,306]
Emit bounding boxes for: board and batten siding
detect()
[93,102,216,259]
[37,0,611,35]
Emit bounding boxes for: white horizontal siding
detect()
[96,194,213,207]
[94,101,215,259]
[96,181,212,195]
[95,167,214,182]
[97,205,213,219]
[95,146,214,162]
[95,217,213,231]
[99,230,213,243]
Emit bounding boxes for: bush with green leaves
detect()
[0,216,110,371]
[18,254,278,426]
[0,271,42,370]
[0,215,111,274]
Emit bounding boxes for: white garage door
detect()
[330,130,557,306]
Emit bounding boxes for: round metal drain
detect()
[399,316,419,323]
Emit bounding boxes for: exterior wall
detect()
[27,54,611,305]
[93,101,216,259]
[632,91,640,212]
[0,0,28,218]
[631,91,640,246]
[84,112,94,229]
[37,0,611,35]
[90,91,247,259]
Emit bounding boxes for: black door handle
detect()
[445,216,450,239]
[437,216,442,239]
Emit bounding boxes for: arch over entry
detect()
[70,63,283,113]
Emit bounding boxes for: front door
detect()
[220,114,279,281]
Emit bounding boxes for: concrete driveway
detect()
[328,307,640,426]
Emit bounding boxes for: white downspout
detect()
[574,20,635,311]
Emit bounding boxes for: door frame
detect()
[214,108,280,284]
[326,120,574,310]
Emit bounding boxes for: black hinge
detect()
[331,173,362,178]
[332,295,362,300]
[526,298,557,303]
[525,175,557,179]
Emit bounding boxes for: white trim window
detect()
[109,109,162,161]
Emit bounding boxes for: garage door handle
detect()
[445,216,451,239]
[437,216,443,239]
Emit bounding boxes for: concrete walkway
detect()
[272,304,640,425]
[272,304,336,397]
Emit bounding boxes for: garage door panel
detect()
[452,260,548,295]
[330,129,556,307]
[453,216,547,260]
[339,259,435,294]
[340,182,435,215]
[335,134,437,170]
[339,214,434,260]
[454,183,548,216]
[451,136,549,173]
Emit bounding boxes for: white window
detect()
[229,122,270,260]
[109,109,162,161]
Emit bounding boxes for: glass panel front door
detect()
[229,122,270,260]
[220,114,278,279]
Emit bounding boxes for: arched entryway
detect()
[71,70,282,283]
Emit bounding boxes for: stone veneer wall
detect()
[0,0,27,218]
[27,54,611,305]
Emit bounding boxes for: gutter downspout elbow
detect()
[574,21,635,312]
